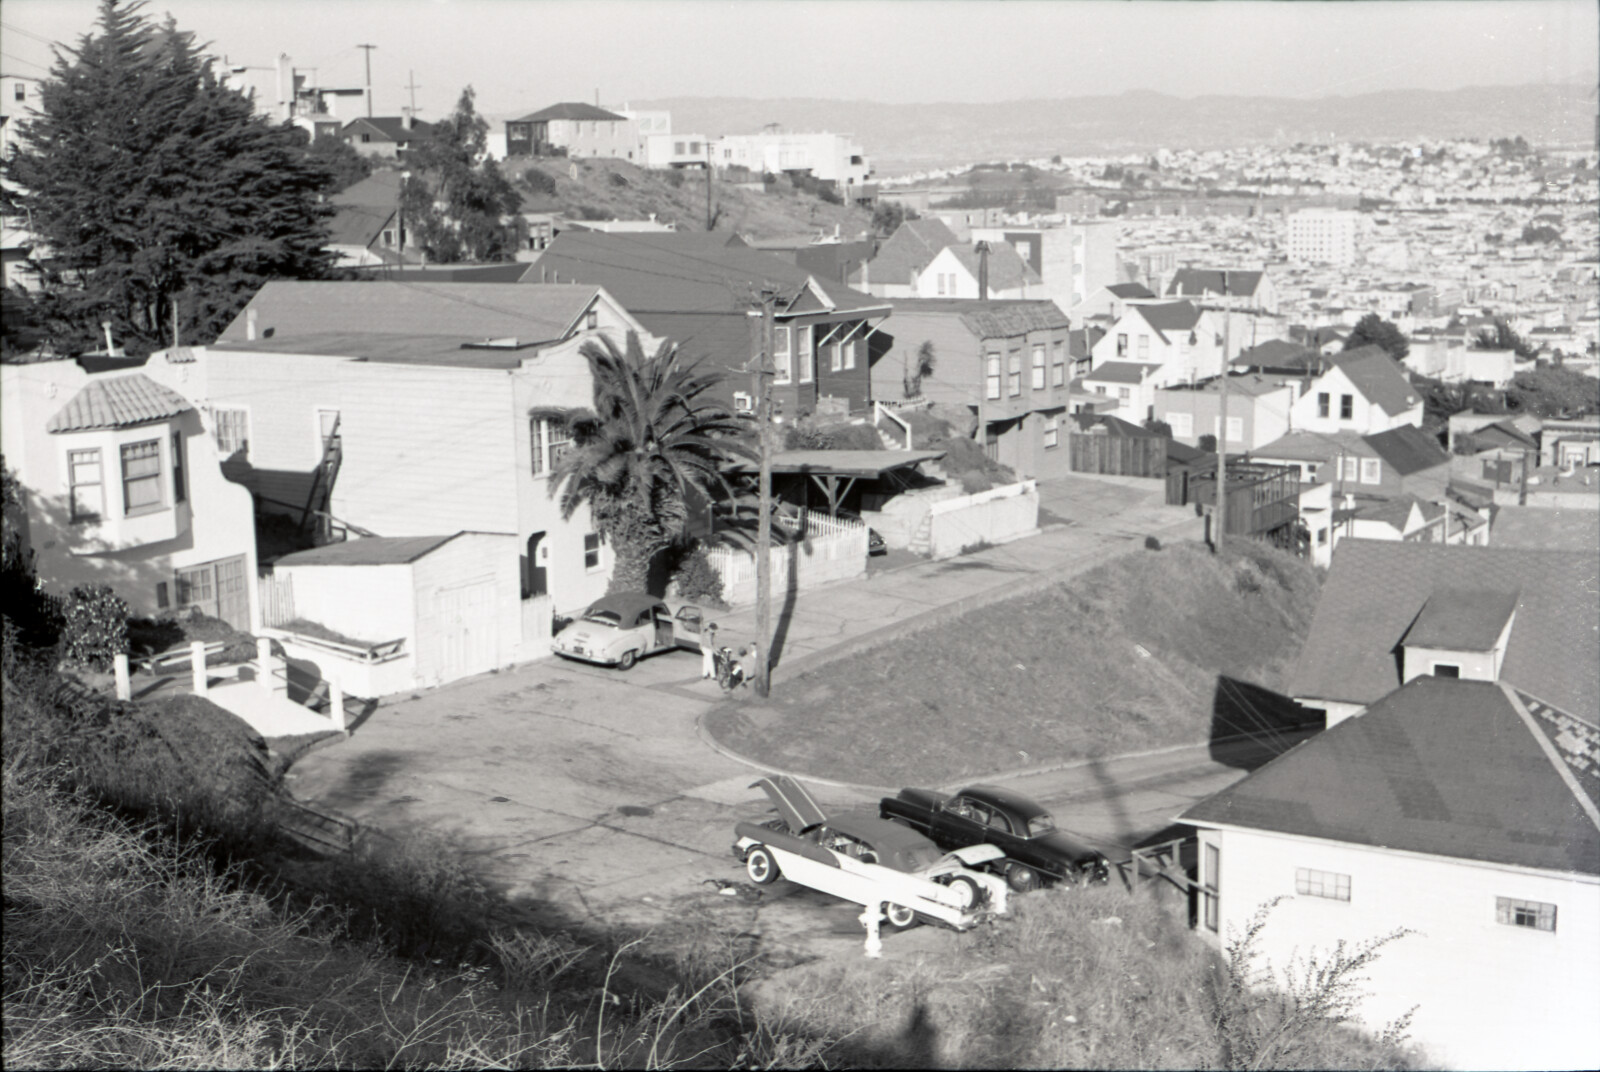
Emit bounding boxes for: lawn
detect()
[706,540,1322,785]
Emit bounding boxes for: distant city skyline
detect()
[2,1,1595,122]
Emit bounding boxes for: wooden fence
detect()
[1067,433,1167,479]
[259,572,294,627]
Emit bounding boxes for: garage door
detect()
[422,578,498,684]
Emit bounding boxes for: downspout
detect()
[976,241,990,300]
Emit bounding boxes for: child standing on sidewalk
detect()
[699,623,719,679]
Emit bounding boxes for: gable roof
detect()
[1106,282,1155,299]
[886,299,1070,339]
[1083,360,1160,384]
[342,117,433,143]
[1363,423,1449,476]
[528,232,886,316]
[46,373,193,433]
[215,282,612,352]
[330,170,404,211]
[941,242,1042,293]
[1131,300,1204,340]
[276,533,460,566]
[326,203,396,248]
[1288,540,1600,717]
[1166,268,1265,300]
[1404,587,1520,651]
[1181,677,1600,876]
[512,102,628,123]
[1324,345,1418,416]
[869,218,960,283]
[1253,429,1374,463]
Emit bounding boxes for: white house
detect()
[1289,346,1422,435]
[134,282,659,685]
[914,242,1041,301]
[1090,301,1226,386]
[1153,373,1294,451]
[1077,361,1162,424]
[713,130,871,192]
[1,361,260,630]
[1180,676,1600,1072]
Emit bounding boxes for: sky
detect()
[2,0,1596,121]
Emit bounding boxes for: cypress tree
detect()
[2,0,337,355]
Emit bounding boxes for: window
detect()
[1051,341,1065,386]
[985,354,1002,400]
[1317,392,1330,418]
[936,272,947,296]
[674,141,686,154]
[1496,897,1556,932]
[382,229,395,247]
[1169,413,1193,438]
[583,532,602,572]
[1212,416,1243,442]
[211,407,249,457]
[1340,456,1360,483]
[1117,333,1129,357]
[1203,843,1220,932]
[844,336,857,370]
[1043,416,1059,449]
[1007,351,1022,396]
[68,448,103,522]
[772,325,792,384]
[1316,527,1328,545]
[1359,458,1381,484]
[1117,386,1131,401]
[530,418,574,475]
[1032,345,1046,389]
[120,440,164,514]
[1137,335,1150,360]
[585,309,598,330]
[732,391,754,413]
[171,431,186,504]
[796,324,813,383]
[830,340,843,373]
[1340,394,1354,420]
[1432,663,1461,678]
[1295,867,1351,901]
[14,83,25,102]
[156,581,169,609]
[1094,384,1107,396]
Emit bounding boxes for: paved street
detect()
[288,474,1236,948]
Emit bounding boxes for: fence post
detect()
[328,672,347,735]
[190,640,208,697]
[256,637,278,695]
[860,902,884,958]
[113,653,131,700]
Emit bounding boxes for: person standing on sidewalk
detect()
[700,623,719,679]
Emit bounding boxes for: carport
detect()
[745,449,947,516]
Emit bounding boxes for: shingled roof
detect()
[512,102,628,123]
[1181,677,1600,876]
[1325,345,1418,417]
[1166,268,1265,301]
[944,241,1042,294]
[1364,423,1449,476]
[1132,300,1204,340]
[47,374,193,433]
[1289,540,1600,717]
[868,218,960,286]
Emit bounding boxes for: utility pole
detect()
[752,286,779,698]
[357,43,376,117]
[404,71,421,117]
[706,141,714,232]
[1214,270,1231,553]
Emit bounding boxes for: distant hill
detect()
[618,84,1597,174]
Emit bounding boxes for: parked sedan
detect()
[733,775,1008,930]
[551,592,703,670]
[881,784,1110,891]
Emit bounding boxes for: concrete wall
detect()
[927,480,1040,560]
[272,561,415,648]
[1194,824,1600,1072]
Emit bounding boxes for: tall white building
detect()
[714,131,871,193]
[1286,209,1359,266]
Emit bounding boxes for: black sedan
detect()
[880,783,1110,891]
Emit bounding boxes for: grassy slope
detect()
[502,156,874,239]
[710,540,1322,785]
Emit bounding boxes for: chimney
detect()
[246,308,258,341]
[976,240,990,300]
[402,107,414,131]
[100,321,117,355]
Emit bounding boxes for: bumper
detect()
[550,645,618,667]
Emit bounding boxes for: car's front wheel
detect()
[617,649,638,671]
[884,902,917,929]
[745,846,780,885]
[1007,864,1041,892]
[940,874,986,911]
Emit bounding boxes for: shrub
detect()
[608,171,629,188]
[663,168,685,188]
[784,425,834,450]
[60,584,128,671]
[820,422,883,451]
[959,469,993,494]
[521,167,558,197]
[958,538,995,555]
[1146,535,1163,551]
[668,543,726,607]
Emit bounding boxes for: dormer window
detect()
[1400,587,1519,686]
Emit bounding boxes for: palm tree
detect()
[531,332,752,594]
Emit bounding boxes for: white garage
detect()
[269,532,520,695]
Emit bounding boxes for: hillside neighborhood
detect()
[1,3,1597,1071]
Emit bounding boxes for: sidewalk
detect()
[703,474,1202,683]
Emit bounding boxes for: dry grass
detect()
[709,540,1322,784]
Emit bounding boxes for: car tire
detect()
[617,649,637,671]
[941,874,985,911]
[1007,864,1041,893]
[884,902,917,930]
[745,846,780,885]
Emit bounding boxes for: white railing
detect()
[873,401,913,449]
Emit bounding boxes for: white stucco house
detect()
[1090,300,1226,385]
[1289,345,1423,435]
[1180,675,1600,1072]
[1,360,259,630]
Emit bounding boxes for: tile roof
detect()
[46,373,193,433]
[1133,300,1204,338]
[512,102,628,123]
[1363,423,1449,476]
[216,282,603,349]
[529,233,886,316]
[1325,345,1418,416]
[1166,268,1265,300]
[1403,587,1519,651]
[1083,361,1160,384]
[276,534,460,566]
[868,218,960,284]
[1181,677,1600,876]
[1289,540,1600,717]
